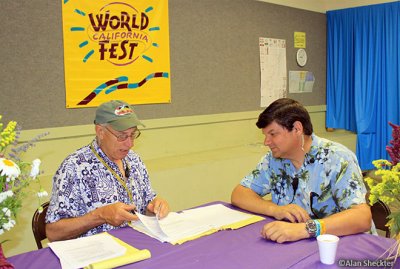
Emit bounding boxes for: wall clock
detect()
[296,48,307,67]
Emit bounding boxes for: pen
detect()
[130,207,137,215]
[156,204,162,220]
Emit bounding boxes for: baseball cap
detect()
[94,100,144,131]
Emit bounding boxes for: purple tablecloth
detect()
[8,202,400,269]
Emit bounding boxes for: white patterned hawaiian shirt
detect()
[46,139,156,237]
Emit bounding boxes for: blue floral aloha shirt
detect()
[46,139,156,237]
[240,134,367,219]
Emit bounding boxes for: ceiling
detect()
[257,0,399,13]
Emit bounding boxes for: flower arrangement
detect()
[0,115,48,236]
[365,121,400,261]
[366,159,400,235]
[387,122,400,165]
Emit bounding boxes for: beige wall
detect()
[1,106,356,257]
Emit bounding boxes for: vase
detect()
[0,244,14,269]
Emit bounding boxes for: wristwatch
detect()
[305,219,317,237]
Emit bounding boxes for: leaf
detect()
[318,181,332,202]
[335,161,349,185]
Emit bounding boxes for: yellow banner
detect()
[62,0,171,108]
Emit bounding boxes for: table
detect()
[8,202,400,269]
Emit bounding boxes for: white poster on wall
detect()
[259,37,287,107]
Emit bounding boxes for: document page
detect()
[133,213,170,241]
[131,203,264,244]
[133,211,211,243]
[48,233,126,269]
[158,212,213,243]
[179,204,261,228]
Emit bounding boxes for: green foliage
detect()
[366,160,400,236]
[0,115,48,236]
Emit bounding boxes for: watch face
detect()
[306,219,317,236]
[296,49,307,67]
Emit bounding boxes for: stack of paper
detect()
[130,203,264,245]
[48,232,151,269]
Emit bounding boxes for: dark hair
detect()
[256,98,313,135]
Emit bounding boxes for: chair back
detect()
[371,199,391,238]
[32,201,50,249]
[362,171,391,238]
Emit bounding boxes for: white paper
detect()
[259,37,287,107]
[133,211,211,243]
[179,204,257,228]
[133,213,170,241]
[131,204,260,244]
[48,233,126,269]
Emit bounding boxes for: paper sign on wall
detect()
[294,32,306,48]
[289,71,315,93]
[259,37,287,107]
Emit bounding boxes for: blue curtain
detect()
[326,2,400,170]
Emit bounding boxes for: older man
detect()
[231,98,371,243]
[46,100,169,241]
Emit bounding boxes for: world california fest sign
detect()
[62,0,170,108]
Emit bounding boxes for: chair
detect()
[371,199,391,238]
[362,170,392,238]
[31,201,50,249]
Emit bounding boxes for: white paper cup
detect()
[317,234,340,265]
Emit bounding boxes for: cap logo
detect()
[114,105,133,116]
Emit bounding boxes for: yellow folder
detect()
[85,234,151,269]
[171,214,265,245]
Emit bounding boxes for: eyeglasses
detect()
[104,126,141,142]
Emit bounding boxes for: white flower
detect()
[30,158,41,179]
[2,207,11,217]
[0,158,21,179]
[0,229,3,235]
[0,190,14,204]
[37,189,48,198]
[352,191,364,204]
[3,218,16,230]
